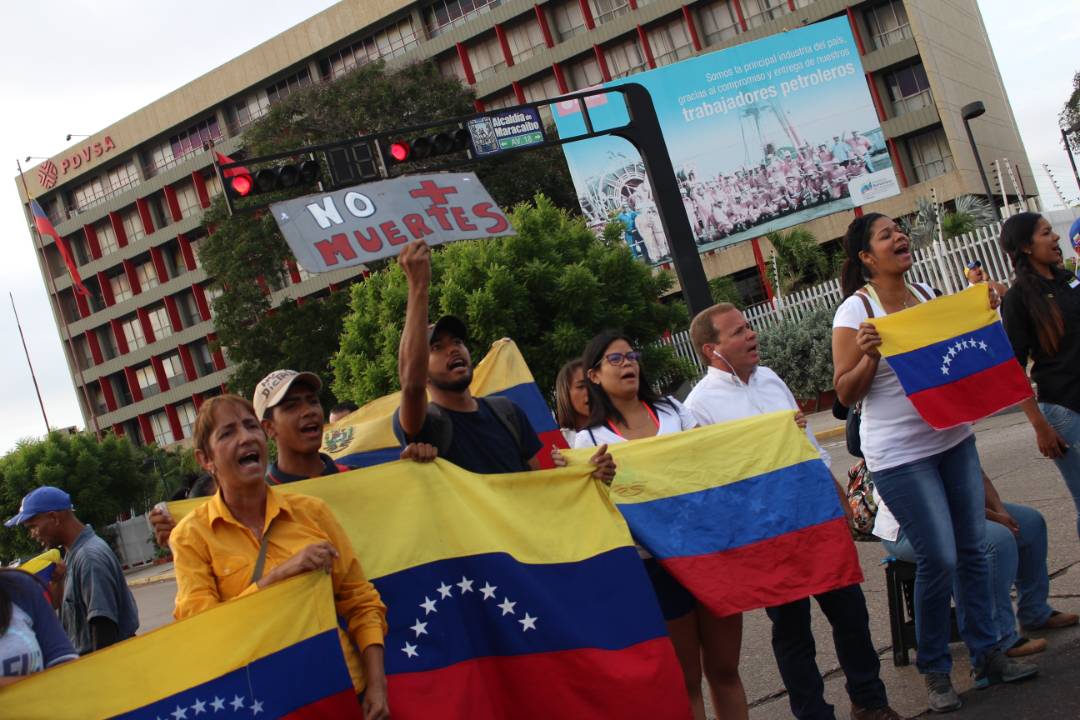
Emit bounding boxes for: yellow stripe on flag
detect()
[872,284,997,356]
[170,460,631,579]
[19,548,61,576]
[0,572,335,719]
[563,411,819,504]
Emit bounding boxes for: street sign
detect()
[467,107,545,157]
[270,172,514,273]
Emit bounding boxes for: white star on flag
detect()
[210,697,225,712]
[191,698,206,715]
[978,341,988,351]
[171,705,187,720]
[948,347,957,358]
[403,642,419,658]
[457,576,474,593]
[420,596,438,614]
[411,619,428,637]
[498,598,517,616]
[943,355,952,366]
[437,582,453,599]
[231,696,246,711]
[480,582,497,600]
[519,613,538,631]
[250,699,264,716]
[941,365,949,375]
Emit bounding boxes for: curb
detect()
[127,570,175,588]
[813,425,846,443]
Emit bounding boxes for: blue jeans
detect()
[882,502,1053,650]
[872,436,999,672]
[1040,402,1080,540]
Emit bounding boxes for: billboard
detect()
[552,16,899,265]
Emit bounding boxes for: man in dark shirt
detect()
[6,486,139,655]
[394,239,614,478]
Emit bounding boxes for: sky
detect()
[0,0,1077,455]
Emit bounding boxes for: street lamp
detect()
[65,133,90,141]
[23,155,48,163]
[960,101,995,203]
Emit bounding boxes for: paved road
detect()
[130,410,1080,719]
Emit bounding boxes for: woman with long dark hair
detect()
[0,568,77,686]
[553,359,590,443]
[1001,212,1080,547]
[573,331,747,720]
[832,213,1036,712]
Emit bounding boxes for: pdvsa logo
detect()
[37,160,58,190]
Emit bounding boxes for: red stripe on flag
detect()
[386,638,691,720]
[908,360,1032,430]
[283,688,363,718]
[661,518,863,617]
[535,428,568,468]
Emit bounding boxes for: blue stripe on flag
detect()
[885,322,1015,395]
[617,459,842,559]
[492,382,558,433]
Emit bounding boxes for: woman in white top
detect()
[832,213,1035,712]
[573,331,747,720]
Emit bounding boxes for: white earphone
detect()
[712,349,743,386]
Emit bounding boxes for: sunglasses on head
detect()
[600,351,642,367]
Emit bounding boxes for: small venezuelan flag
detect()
[575,411,864,618]
[0,573,362,719]
[170,460,691,720]
[322,339,566,468]
[872,284,1033,429]
[19,548,61,584]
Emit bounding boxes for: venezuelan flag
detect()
[322,338,566,468]
[567,412,864,617]
[0,573,362,719]
[169,460,690,720]
[872,284,1033,429]
[19,548,61,584]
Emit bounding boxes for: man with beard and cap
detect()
[394,239,614,480]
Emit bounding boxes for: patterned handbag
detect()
[846,459,879,541]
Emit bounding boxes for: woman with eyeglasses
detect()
[573,330,747,720]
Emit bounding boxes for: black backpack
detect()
[398,396,525,459]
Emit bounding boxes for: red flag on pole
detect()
[30,199,90,298]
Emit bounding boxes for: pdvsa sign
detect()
[38,137,118,189]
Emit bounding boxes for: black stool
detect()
[884,558,962,667]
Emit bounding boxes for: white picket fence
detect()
[660,222,1010,375]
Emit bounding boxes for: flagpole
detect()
[10,292,50,434]
[15,159,102,438]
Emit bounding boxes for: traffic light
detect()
[224,159,320,199]
[386,129,471,165]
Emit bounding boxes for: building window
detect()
[885,63,932,116]
[589,0,631,25]
[122,316,146,350]
[174,181,201,218]
[204,285,224,319]
[176,402,197,439]
[322,16,421,80]
[565,54,604,89]
[483,89,518,110]
[73,336,93,371]
[864,0,913,50]
[148,306,172,339]
[437,51,468,83]
[649,17,695,67]
[742,0,792,28]
[505,18,547,63]
[122,210,145,243]
[169,118,222,163]
[191,341,216,376]
[136,365,160,398]
[90,385,107,416]
[266,69,312,106]
[550,0,587,40]
[470,33,506,82]
[606,37,648,79]
[176,292,201,327]
[110,274,133,304]
[97,327,118,361]
[72,176,107,211]
[105,161,140,197]
[698,0,742,45]
[233,91,271,130]
[907,127,955,183]
[161,353,185,383]
[149,411,175,445]
[425,0,501,36]
[189,236,205,269]
[96,221,119,256]
[135,261,158,292]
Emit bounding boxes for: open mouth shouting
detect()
[237,447,262,472]
[447,356,469,373]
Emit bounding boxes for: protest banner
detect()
[552,16,899,265]
[271,172,514,273]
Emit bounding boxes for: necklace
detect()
[867,281,914,311]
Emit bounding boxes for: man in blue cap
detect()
[5,486,139,655]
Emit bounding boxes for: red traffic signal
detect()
[386,129,471,165]
[228,173,253,198]
[225,159,320,199]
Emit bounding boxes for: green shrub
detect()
[757,306,835,402]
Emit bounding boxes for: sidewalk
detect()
[807,407,844,443]
[125,561,174,587]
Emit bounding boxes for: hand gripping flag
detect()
[567,411,864,618]
[167,461,691,720]
[871,284,1033,429]
[0,573,363,719]
[322,338,566,468]
[18,548,62,584]
[30,199,90,297]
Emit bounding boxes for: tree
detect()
[332,195,695,404]
[1061,70,1080,148]
[757,306,835,406]
[0,432,155,562]
[906,194,996,247]
[766,228,832,295]
[199,61,577,402]
[708,275,743,309]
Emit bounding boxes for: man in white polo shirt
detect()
[683,303,899,720]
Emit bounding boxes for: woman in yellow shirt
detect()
[170,395,388,720]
